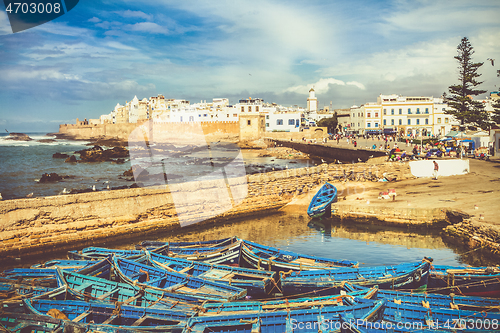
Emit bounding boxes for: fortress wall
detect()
[59,121,239,142]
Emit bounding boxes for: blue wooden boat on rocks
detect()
[112,256,247,301]
[146,251,278,298]
[240,239,358,272]
[280,260,431,296]
[307,182,337,218]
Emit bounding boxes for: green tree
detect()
[444,37,488,129]
[317,113,338,133]
[491,98,500,125]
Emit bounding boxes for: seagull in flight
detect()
[487,58,495,66]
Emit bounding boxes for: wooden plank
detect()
[102,315,118,325]
[131,315,149,327]
[97,287,119,300]
[73,283,92,293]
[178,265,194,274]
[72,310,91,322]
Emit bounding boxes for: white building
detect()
[265,112,302,132]
[362,94,459,137]
[349,105,365,135]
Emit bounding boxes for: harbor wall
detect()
[264,139,387,162]
[0,162,415,262]
[59,121,239,141]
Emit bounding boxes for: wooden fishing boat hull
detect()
[240,241,358,272]
[113,256,247,301]
[307,182,337,218]
[428,265,500,297]
[24,298,188,329]
[136,236,238,250]
[55,268,201,313]
[147,252,277,298]
[0,312,86,333]
[185,299,385,333]
[346,283,500,312]
[382,300,500,330]
[280,261,430,296]
[200,287,378,314]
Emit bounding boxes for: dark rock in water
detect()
[111,185,129,190]
[53,152,70,159]
[112,158,126,164]
[65,155,77,163]
[130,183,140,188]
[123,165,148,179]
[78,146,129,162]
[39,173,75,183]
[37,139,57,143]
[75,145,103,154]
[6,133,33,141]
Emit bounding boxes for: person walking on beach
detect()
[433,161,439,180]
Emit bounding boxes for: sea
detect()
[1,132,498,269]
[0,132,314,200]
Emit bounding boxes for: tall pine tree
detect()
[492,97,500,125]
[444,37,488,129]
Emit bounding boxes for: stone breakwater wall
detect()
[443,221,500,256]
[0,161,415,262]
[265,139,387,163]
[334,206,447,226]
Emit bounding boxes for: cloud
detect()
[32,22,90,36]
[0,10,12,35]
[125,22,168,34]
[105,41,138,51]
[117,10,153,21]
[285,78,365,95]
[88,17,101,23]
[381,0,500,34]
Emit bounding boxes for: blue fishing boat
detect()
[135,236,238,250]
[382,299,500,330]
[428,265,500,297]
[55,268,202,313]
[307,182,337,218]
[280,260,431,296]
[338,313,451,333]
[112,256,247,301]
[200,287,378,314]
[345,283,500,312]
[240,239,358,272]
[146,251,278,298]
[184,299,385,333]
[0,312,86,333]
[31,259,98,270]
[24,298,188,331]
[68,241,241,266]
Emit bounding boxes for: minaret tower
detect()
[307,87,318,113]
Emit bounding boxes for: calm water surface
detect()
[8,212,498,270]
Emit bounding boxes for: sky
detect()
[0,0,499,132]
